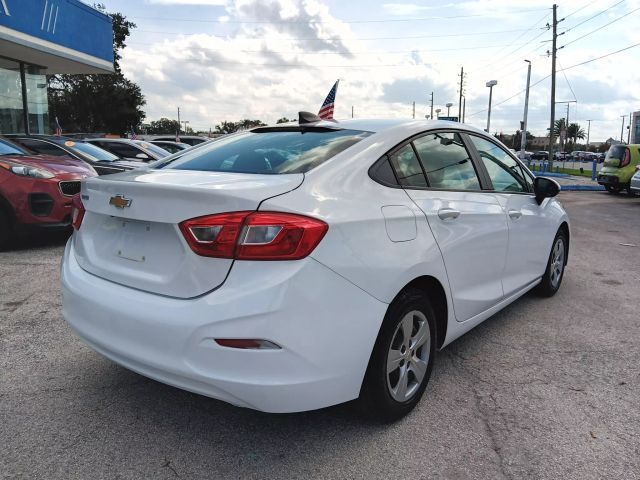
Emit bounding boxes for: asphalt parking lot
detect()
[2,191,639,480]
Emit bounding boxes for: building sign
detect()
[0,0,114,69]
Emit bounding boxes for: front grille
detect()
[59,181,81,196]
[29,193,54,217]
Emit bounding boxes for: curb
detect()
[560,185,606,191]
[533,172,570,178]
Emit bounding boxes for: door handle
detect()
[508,209,522,220]
[437,208,460,220]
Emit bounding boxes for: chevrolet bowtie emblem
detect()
[109,195,132,208]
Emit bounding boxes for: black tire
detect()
[358,288,436,422]
[626,185,639,197]
[605,185,622,194]
[0,208,13,251]
[536,229,567,297]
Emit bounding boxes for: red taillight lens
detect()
[179,211,328,260]
[71,194,85,230]
[621,148,631,168]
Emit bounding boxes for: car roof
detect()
[261,118,489,136]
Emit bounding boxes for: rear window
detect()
[70,142,120,162]
[156,128,371,174]
[606,145,626,160]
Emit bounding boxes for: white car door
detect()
[466,135,554,296]
[389,132,508,323]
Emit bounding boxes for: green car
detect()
[597,144,640,194]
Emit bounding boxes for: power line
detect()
[129,8,549,25]
[563,0,626,32]
[127,38,551,57]
[466,40,640,118]
[134,27,538,42]
[563,0,603,19]
[557,60,577,102]
[561,5,640,48]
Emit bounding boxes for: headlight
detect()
[0,160,55,179]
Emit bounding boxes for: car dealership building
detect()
[0,0,113,135]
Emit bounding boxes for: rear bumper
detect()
[597,174,623,186]
[630,177,640,192]
[61,239,387,413]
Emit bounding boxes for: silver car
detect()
[630,167,640,194]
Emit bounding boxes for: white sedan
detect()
[61,115,569,420]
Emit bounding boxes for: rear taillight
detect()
[179,211,328,260]
[71,194,85,230]
[621,148,631,168]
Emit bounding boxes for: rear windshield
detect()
[155,128,372,174]
[606,145,626,160]
[70,141,120,162]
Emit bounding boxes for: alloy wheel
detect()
[550,237,565,288]
[386,310,431,402]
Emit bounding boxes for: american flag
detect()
[54,117,62,136]
[318,80,339,120]
[130,126,137,140]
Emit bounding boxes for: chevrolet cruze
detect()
[61,116,569,420]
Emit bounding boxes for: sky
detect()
[103,0,640,142]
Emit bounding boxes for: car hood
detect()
[1,154,97,176]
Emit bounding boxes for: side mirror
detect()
[135,152,149,160]
[533,177,560,205]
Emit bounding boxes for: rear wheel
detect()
[605,185,622,194]
[358,288,436,421]
[536,230,567,297]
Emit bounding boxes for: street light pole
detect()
[620,115,626,143]
[520,60,531,159]
[586,119,591,148]
[446,102,453,117]
[435,108,441,119]
[485,80,497,133]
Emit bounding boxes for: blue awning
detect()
[0,0,114,73]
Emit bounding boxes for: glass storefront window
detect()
[0,57,25,134]
[25,65,49,135]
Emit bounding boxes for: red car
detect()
[0,137,97,249]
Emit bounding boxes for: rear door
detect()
[466,135,552,296]
[391,131,508,322]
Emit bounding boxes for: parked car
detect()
[531,150,549,160]
[0,137,97,249]
[85,138,168,162]
[7,135,145,176]
[150,141,191,154]
[61,116,569,420]
[148,135,208,146]
[598,144,640,194]
[595,152,606,163]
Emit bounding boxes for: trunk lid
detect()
[73,169,303,298]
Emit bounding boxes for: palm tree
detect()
[552,118,567,137]
[567,123,586,145]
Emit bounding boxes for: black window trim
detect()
[464,133,535,195]
[369,128,492,193]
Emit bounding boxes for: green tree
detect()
[512,130,534,149]
[146,118,180,134]
[276,117,291,124]
[552,118,567,137]
[214,121,240,134]
[567,123,586,145]
[237,119,267,130]
[47,6,145,135]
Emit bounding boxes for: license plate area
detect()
[115,218,150,262]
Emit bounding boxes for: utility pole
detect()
[177,107,181,135]
[458,67,464,122]
[429,92,434,120]
[586,119,591,148]
[412,101,416,119]
[548,4,562,167]
[462,96,466,123]
[351,105,354,118]
[520,60,532,159]
[628,112,632,143]
[620,115,626,143]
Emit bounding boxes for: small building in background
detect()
[0,0,114,135]
[630,111,640,144]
